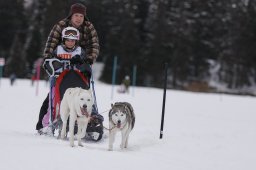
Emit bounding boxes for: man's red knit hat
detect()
[69,3,86,17]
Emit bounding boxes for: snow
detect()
[0,63,256,170]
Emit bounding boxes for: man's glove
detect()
[84,58,93,65]
[70,55,83,65]
[77,63,92,79]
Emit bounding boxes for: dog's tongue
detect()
[117,122,121,128]
[80,107,89,118]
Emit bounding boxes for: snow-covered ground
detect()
[0,63,256,170]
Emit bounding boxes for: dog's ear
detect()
[70,88,80,96]
[89,89,93,96]
[87,89,94,100]
[77,88,85,96]
[124,105,129,113]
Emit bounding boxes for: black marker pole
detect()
[160,63,168,139]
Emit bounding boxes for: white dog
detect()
[60,87,93,147]
[108,102,135,151]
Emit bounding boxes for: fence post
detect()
[0,58,5,86]
[132,65,137,96]
[0,66,3,86]
[111,56,117,100]
[35,58,43,96]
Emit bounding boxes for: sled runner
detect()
[42,58,104,141]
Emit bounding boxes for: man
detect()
[43,3,99,64]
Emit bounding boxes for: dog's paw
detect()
[70,142,75,147]
[108,145,113,151]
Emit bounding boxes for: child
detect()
[54,27,84,60]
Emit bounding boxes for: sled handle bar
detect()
[43,58,71,77]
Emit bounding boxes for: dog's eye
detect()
[87,99,90,102]
[115,114,118,116]
[80,98,84,100]
[121,114,124,116]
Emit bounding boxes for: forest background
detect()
[1,0,256,95]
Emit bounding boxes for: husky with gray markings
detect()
[108,102,135,151]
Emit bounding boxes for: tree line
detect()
[1,0,256,94]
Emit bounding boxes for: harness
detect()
[103,121,127,131]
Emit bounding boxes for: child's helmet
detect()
[62,27,80,41]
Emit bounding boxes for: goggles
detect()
[63,30,79,40]
[64,30,78,36]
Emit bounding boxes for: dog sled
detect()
[41,58,104,141]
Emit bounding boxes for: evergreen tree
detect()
[1,0,27,77]
[99,0,142,84]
